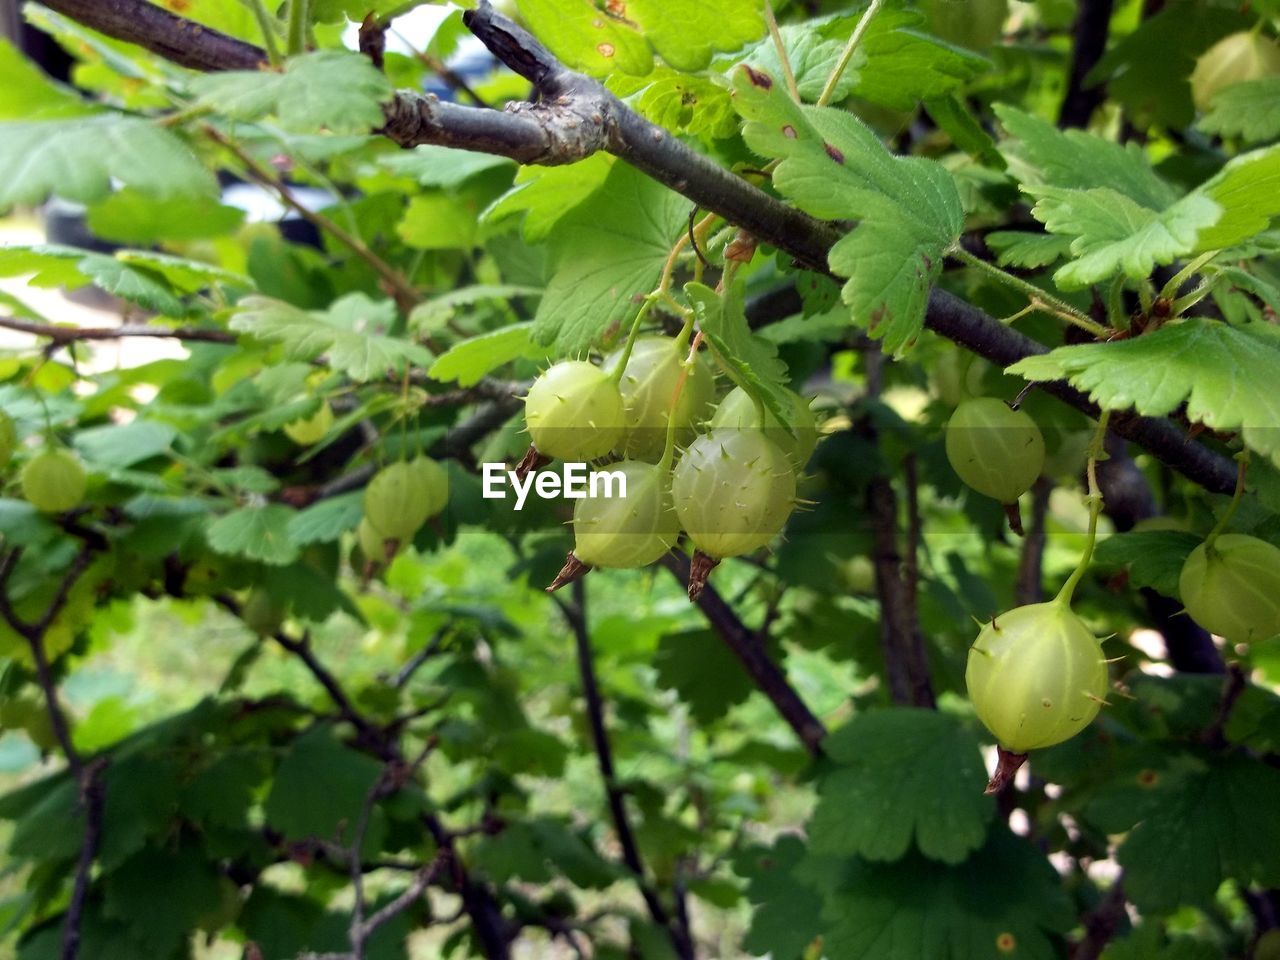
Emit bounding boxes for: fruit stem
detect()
[1206,451,1249,550]
[657,326,705,474]
[245,0,283,66]
[951,248,1110,339]
[816,0,886,107]
[1056,410,1110,606]
[764,0,801,102]
[286,0,309,55]
[608,295,657,386]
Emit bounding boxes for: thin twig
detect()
[0,315,236,345]
[1015,478,1054,606]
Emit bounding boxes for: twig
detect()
[763,0,800,102]
[660,552,827,756]
[1059,0,1115,128]
[1072,879,1129,960]
[555,582,694,960]
[0,315,236,345]
[1015,478,1054,606]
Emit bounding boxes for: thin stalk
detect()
[608,296,657,385]
[286,0,309,55]
[952,247,1110,338]
[1205,452,1249,548]
[242,0,282,65]
[764,0,800,102]
[656,324,702,474]
[816,0,886,107]
[1158,250,1218,304]
[1056,411,1110,606]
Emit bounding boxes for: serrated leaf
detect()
[1200,76,1280,144]
[470,817,621,888]
[190,50,393,134]
[428,324,546,386]
[652,629,756,725]
[483,154,614,242]
[379,144,514,189]
[0,245,194,316]
[74,421,176,470]
[733,65,963,354]
[264,726,383,843]
[409,284,542,335]
[984,231,1074,269]
[611,69,739,138]
[287,492,364,546]
[820,827,1075,960]
[629,0,764,71]
[0,36,95,120]
[102,840,222,956]
[1008,319,1280,470]
[113,250,251,293]
[686,281,794,432]
[1093,531,1202,597]
[533,163,689,353]
[734,836,824,960]
[86,190,246,244]
[231,294,433,382]
[1117,753,1280,912]
[809,708,993,865]
[206,505,300,566]
[741,18,855,103]
[516,0,653,77]
[0,115,215,210]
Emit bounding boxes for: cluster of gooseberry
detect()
[522,334,817,599]
[358,456,450,567]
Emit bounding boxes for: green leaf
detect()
[733,65,963,354]
[428,324,546,387]
[533,163,689,354]
[734,836,823,960]
[483,154,614,242]
[206,505,301,566]
[264,726,383,843]
[1093,531,1203,598]
[287,492,364,546]
[409,284,542,335]
[809,708,993,865]
[1102,924,1223,960]
[742,19,856,103]
[470,817,621,887]
[984,231,1074,270]
[1200,76,1280,144]
[102,840,222,956]
[653,629,757,725]
[85,190,246,245]
[820,827,1075,960]
[1117,753,1280,912]
[1008,319,1280,470]
[0,115,215,210]
[611,69,739,139]
[686,281,794,431]
[189,50,393,134]
[231,294,433,382]
[379,144,514,189]
[0,36,95,120]
[516,0,653,77]
[628,0,764,71]
[74,421,176,470]
[397,190,484,250]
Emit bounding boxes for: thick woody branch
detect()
[37,0,1239,495]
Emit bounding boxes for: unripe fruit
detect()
[282,402,334,445]
[1191,31,1280,110]
[242,587,286,637]
[1255,929,1280,960]
[572,460,679,569]
[410,456,450,519]
[945,398,1045,503]
[357,516,394,563]
[524,361,625,461]
[1178,534,1280,644]
[921,0,1008,51]
[0,410,15,469]
[607,336,715,462]
[708,386,819,468]
[21,448,87,513]
[966,601,1109,754]
[363,459,442,544]
[671,428,797,559]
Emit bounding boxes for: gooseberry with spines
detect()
[607,336,715,462]
[572,460,680,569]
[671,428,797,559]
[524,360,625,462]
[708,386,818,468]
[945,397,1045,504]
[965,600,1110,755]
[1178,533,1280,644]
[21,447,88,514]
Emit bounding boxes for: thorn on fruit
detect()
[985,746,1027,794]
[546,552,591,593]
[687,550,719,602]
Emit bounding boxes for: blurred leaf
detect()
[1093,530,1202,597]
[264,726,383,844]
[207,505,301,566]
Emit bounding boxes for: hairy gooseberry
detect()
[524,361,625,461]
[363,458,446,544]
[607,336,714,462]
[966,601,1109,755]
[1178,533,1280,644]
[21,448,87,513]
[945,397,1045,503]
[708,386,819,468]
[283,402,334,446]
[671,428,797,559]
[1190,31,1280,110]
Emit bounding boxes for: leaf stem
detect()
[286,0,309,55]
[764,0,800,102]
[1206,451,1249,548]
[1056,410,1110,606]
[952,247,1110,338]
[243,0,282,65]
[816,0,886,107]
